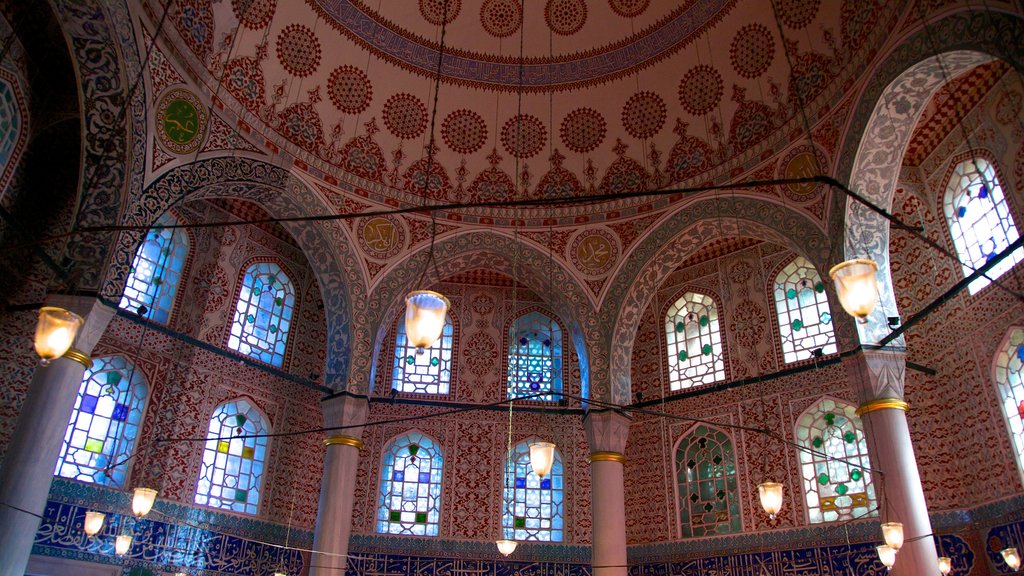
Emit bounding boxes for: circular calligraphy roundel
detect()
[570,228,619,277]
[156,88,208,155]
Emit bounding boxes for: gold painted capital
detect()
[855,398,909,416]
[324,435,364,450]
[590,451,625,463]
[62,348,93,370]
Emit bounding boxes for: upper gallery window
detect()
[392,315,454,395]
[119,213,188,324]
[55,356,148,487]
[507,311,563,401]
[665,292,725,390]
[228,262,295,367]
[995,328,1024,479]
[943,157,1023,294]
[772,256,838,363]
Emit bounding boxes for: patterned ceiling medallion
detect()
[328,65,373,114]
[608,0,649,18]
[622,91,667,139]
[480,0,522,38]
[561,108,607,154]
[442,109,488,155]
[570,228,619,277]
[275,24,321,78]
[730,23,775,79]
[678,65,723,116]
[420,0,462,25]
[231,0,276,30]
[383,93,428,139]
[777,145,829,202]
[545,0,587,36]
[777,0,820,29]
[501,115,547,159]
[155,88,208,155]
[358,216,406,260]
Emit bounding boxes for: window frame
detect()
[504,308,565,403]
[226,259,298,368]
[375,430,444,536]
[662,289,728,392]
[194,397,271,516]
[389,309,458,398]
[119,211,191,325]
[671,423,743,538]
[769,255,838,364]
[501,438,565,542]
[993,327,1024,486]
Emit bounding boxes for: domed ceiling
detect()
[164,0,903,219]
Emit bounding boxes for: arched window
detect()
[674,425,741,537]
[228,262,295,367]
[502,440,563,542]
[507,311,563,401]
[795,398,876,523]
[665,292,725,390]
[119,213,188,324]
[943,157,1023,294]
[392,315,453,395]
[55,356,147,487]
[0,77,22,176]
[995,328,1024,478]
[195,398,269,515]
[772,256,838,363]
[376,431,443,536]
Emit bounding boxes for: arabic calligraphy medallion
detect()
[156,88,208,154]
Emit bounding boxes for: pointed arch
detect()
[502,438,564,542]
[119,211,190,324]
[994,328,1024,483]
[770,255,838,363]
[227,260,297,368]
[664,290,726,390]
[673,424,742,538]
[506,308,565,401]
[391,308,457,396]
[195,397,271,515]
[376,430,444,536]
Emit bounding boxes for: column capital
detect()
[843,348,907,403]
[44,294,115,355]
[321,392,370,440]
[584,409,631,455]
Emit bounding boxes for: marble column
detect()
[845,349,938,576]
[584,409,631,576]
[0,296,114,576]
[311,392,369,576]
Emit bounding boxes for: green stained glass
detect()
[678,351,688,361]
[246,314,255,323]
[815,281,825,293]
[128,266,134,273]
[699,315,709,327]
[415,512,427,523]
[234,489,248,502]
[430,357,439,366]
[702,344,712,355]
[791,319,804,331]
[253,288,261,296]
[843,431,856,443]
[162,248,171,256]
[153,277,162,286]
[786,288,797,299]
[390,510,401,521]
[275,297,283,306]
[408,444,420,456]
[824,413,835,425]
[84,438,104,453]
[268,275,277,285]
[817,473,829,485]
[235,414,247,427]
[835,483,848,495]
[850,469,863,481]
[676,322,685,333]
[821,311,832,324]
[812,436,823,448]
[406,356,415,365]
[269,325,277,333]
[514,517,526,528]
[106,373,121,388]
[716,490,726,500]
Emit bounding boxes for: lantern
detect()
[404,291,450,352]
[115,534,133,555]
[881,521,904,551]
[529,442,556,478]
[876,545,897,570]
[34,307,84,364]
[496,539,518,556]
[829,259,879,322]
[273,572,288,576]
[938,556,952,575]
[1002,548,1021,571]
[757,481,784,520]
[83,511,105,536]
[132,487,158,517]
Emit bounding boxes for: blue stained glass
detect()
[979,184,989,199]
[958,206,967,218]
[507,311,563,402]
[227,263,295,367]
[377,432,443,537]
[419,472,431,483]
[515,477,526,488]
[392,315,454,395]
[80,394,98,414]
[119,213,188,324]
[195,399,269,515]
[111,403,128,422]
[393,471,405,482]
[1016,345,1024,363]
[540,478,552,489]
[503,441,563,542]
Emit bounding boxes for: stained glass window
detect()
[0,78,21,171]
[674,425,741,537]
[376,432,443,536]
[119,213,188,324]
[392,315,453,395]
[944,158,1023,294]
[507,311,563,401]
[795,398,876,523]
[55,356,147,487]
[773,256,838,363]
[195,399,269,515]
[995,328,1024,478]
[665,292,725,390]
[228,262,295,367]
[502,440,563,542]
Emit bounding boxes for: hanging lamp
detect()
[876,544,896,570]
[757,481,784,520]
[131,486,158,517]
[34,306,84,364]
[829,259,880,322]
[115,534,133,555]
[1003,547,1021,571]
[83,510,105,536]
[529,441,556,478]
[881,521,904,551]
[404,291,450,353]
[937,556,952,575]
[495,538,518,556]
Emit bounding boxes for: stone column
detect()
[584,410,631,576]
[845,349,938,576]
[0,296,114,576]
[311,392,369,576]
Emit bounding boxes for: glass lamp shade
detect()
[83,510,105,536]
[828,259,879,322]
[132,487,158,517]
[1003,548,1022,571]
[757,481,784,519]
[115,534,133,555]
[273,572,288,576]
[404,290,450,352]
[496,539,518,556]
[881,521,904,550]
[34,307,83,364]
[876,545,897,570]
[938,556,952,575]
[529,442,556,478]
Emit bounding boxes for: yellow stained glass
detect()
[217,441,229,453]
[242,446,255,459]
[820,497,837,512]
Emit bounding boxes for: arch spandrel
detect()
[113,156,367,392]
[365,230,596,401]
[603,196,831,406]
